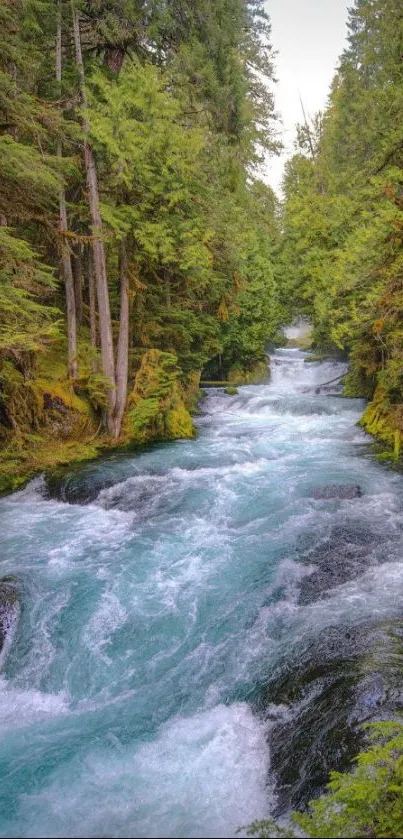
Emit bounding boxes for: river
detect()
[0,349,402,838]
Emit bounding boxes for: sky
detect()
[264,0,350,192]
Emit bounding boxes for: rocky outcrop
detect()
[0,577,20,658]
[257,621,403,814]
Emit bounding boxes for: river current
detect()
[1,349,403,837]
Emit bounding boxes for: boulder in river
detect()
[256,621,403,814]
[0,577,20,657]
[310,484,362,500]
[297,523,384,605]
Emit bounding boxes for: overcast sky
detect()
[264,0,350,192]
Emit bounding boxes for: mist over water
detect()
[1,349,403,837]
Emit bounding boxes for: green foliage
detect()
[88,49,282,380]
[278,0,403,450]
[129,349,195,442]
[84,372,111,412]
[0,0,282,475]
[296,721,403,839]
[244,721,403,839]
[0,228,61,353]
[243,818,294,838]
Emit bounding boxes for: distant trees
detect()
[279,0,403,441]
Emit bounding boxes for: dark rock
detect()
[255,621,403,814]
[297,523,383,605]
[310,484,362,500]
[0,577,20,655]
[43,392,69,413]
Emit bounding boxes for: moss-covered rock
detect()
[182,370,202,412]
[128,349,196,443]
[359,384,403,459]
[0,341,102,494]
[225,386,239,395]
[0,342,202,494]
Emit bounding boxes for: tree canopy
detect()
[0,0,282,457]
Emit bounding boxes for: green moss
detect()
[358,385,403,458]
[128,349,196,443]
[33,379,92,416]
[0,434,109,497]
[165,401,195,437]
[182,370,202,412]
[0,343,200,496]
[0,472,28,495]
[0,338,103,494]
[224,386,238,395]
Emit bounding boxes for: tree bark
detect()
[71,0,116,430]
[72,241,83,326]
[88,247,98,372]
[112,239,129,438]
[57,0,77,379]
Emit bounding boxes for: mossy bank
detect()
[0,345,270,496]
[0,345,200,495]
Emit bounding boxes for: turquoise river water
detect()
[1,349,403,837]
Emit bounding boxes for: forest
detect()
[1,1,403,836]
[0,0,283,493]
[3,0,403,495]
[280,0,403,456]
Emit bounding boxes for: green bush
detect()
[244,721,403,839]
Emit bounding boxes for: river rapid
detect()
[0,349,403,838]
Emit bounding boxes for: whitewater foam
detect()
[15,704,272,839]
[0,347,402,837]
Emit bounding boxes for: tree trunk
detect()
[112,239,129,438]
[71,1,116,430]
[57,0,77,379]
[88,248,98,369]
[72,241,83,326]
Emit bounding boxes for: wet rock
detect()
[310,484,362,500]
[45,469,119,505]
[298,524,383,605]
[0,577,20,655]
[256,622,403,814]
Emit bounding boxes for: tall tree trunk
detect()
[72,241,83,326]
[112,239,129,438]
[57,0,77,379]
[88,248,98,372]
[71,1,116,431]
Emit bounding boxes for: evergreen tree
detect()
[0,0,282,463]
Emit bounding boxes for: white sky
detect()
[264,0,350,193]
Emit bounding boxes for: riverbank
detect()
[0,349,270,496]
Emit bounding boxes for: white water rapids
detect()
[0,349,403,837]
